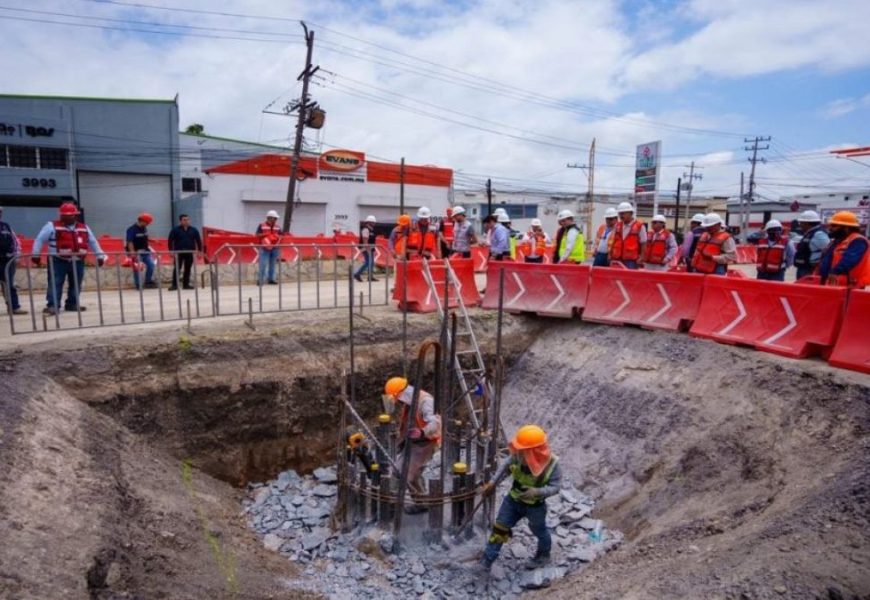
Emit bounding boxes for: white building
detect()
[201,150,453,235]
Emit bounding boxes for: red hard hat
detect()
[59,202,80,216]
[138,212,154,225]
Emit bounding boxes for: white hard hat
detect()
[557,209,575,220]
[266,210,279,219]
[691,213,706,223]
[416,207,431,219]
[530,218,542,227]
[764,219,782,230]
[494,207,508,217]
[497,212,511,223]
[364,215,377,223]
[797,210,821,223]
[616,202,635,213]
[452,205,466,216]
[652,214,666,223]
[702,213,723,227]
[604,208,618,218]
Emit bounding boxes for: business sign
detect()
[319,150,366,183]
[634,141,661,196]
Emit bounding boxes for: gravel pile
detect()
[244,466,622,598]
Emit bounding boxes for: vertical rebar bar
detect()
[296,251,302,310]
[357,469,367,525]
[277,253,283,311]
[192,256,201,317]
[379,475,393,526]
[94,259,104,326]
[156,257,165,321]
[370,464,380,522]
[114,259,124,324]
[348,265,356,405]
[71,257,83,327]
[428,478,443,542]
[401,258,408,377]
[25,262,36,332]
[452,462,467,529]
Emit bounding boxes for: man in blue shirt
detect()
[126,213,156,289]
[0,206,26,315]
[167,214,203,290]
[490,213,512,261]
[793,210,830,280]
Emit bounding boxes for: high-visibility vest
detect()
[53,220,90,257]
[824,232,870,288]
[406,227,437,257]
[557,225,585,262]
[509,456,559,505]
[691,231,731,274]
[610,220,644,261]
[258,221,281,246]
[398,395,441,443]
[756,236,788,273]
[643,229,671,265]
[594,223,613,253]
[528,232,547,256]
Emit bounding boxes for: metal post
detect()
[94,259,104,326]
[186,299,192,332]
[25,262,37,332]
[333,250,338,307]
[401,258,408,377]
[192,256,201,317]
[452,462,467,529]
[428,478,443,543]
[114,259,125,324]
[70,257,83,327]
[348,265,356,405]
[246,297,255,330]
[296,250,302,309]
[370,464,380,522]
[359,291,363,315]
[379,475,393,526]
[237,259,243,314]
[135,258,146,323]
[316,249,321,309]
[156,256,165,321]
[277,252,283,311]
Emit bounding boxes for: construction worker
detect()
[553,209,585,264]
[522,218,550,263]
[354,215,378,282]
[680,213,707,272]
[490,213,512,261]
[609,202,646,269]
[345,429,376,477]
[406,207,439,259]
[384,376,441,514]
[256,210,282,285]
[756,220,795,281]
[32,202,106,315]
[167,213,203,291]
[480,424,562,571]
[390,214,412,260]
[438,207,454,258]
[793,210,830,280]
[690,213,736,275]
[817,211,870,288]
[643,215,678,271]
[592,207,618,267]
[449,206,477,259]
[0,206,26,315]
[126,212,156,289]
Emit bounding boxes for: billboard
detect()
[318,150,366,183]
[634,141,661,196]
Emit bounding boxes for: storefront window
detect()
[8,145,37,169]
[39,147,68,170]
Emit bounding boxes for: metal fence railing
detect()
[2,243,390,335]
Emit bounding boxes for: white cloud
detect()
[823,93,870,118]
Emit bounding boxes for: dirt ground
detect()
[0,306,867,599]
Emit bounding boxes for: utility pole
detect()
[744,136,771,236]
[674,177,682,232]
[486,178,492,217]
[399,157,405,215]
[740,171,748,243]
[567,138,595,238]
[282,22,319,233]
[682,161,703,231]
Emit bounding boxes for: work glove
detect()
[407,427,423,441]
[31,256,41,267]
[481,481,496,497]
[518,488,542,502]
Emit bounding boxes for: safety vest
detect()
[398,398,441,444]
[0,221,15,256]
[509,231,518,260]
[528,231,547,256]
[594,223,613,253]
[825,232,870,288]
[756,236,788,274]
[258,222,281,246]
[691,230,731,274]
[406,226,437,257]
[441,219,454,243]
[643,229,671,265]
[554,224,585,263]
[509,455,559,505]
[53,220,90,257]
[610,220,644,261]
[794,226,823,268]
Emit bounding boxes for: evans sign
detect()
[319,150,366,182]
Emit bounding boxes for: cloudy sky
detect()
[3,0,869,200]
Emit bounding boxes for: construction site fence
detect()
[2,243,390,335]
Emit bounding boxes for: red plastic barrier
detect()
[480,262,591,318]
[374,238,395,269]
[392,259,479,313]
[582,268,705,332]
[471,246,489,272]
[734,244,757,264]
[514,243,555,264]
[690,277,848,358]
[828,289,870,374]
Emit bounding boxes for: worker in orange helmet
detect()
[384,376,441,514]
[479,424,562,571]
[817,211,870,288]
[389,214,412,260]
[126,212,156,289]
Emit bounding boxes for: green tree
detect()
[185,123,205,135]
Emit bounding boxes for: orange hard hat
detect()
[511,425,547,450]
[829,211,860,227]
[397,214,411,227]
[59,202,80,216]
[384,377,408,398]
[138,212,154,225]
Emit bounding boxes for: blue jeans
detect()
[47,256,85,309]
[795,266,814,280]
[258,247,280,283]
[757,270,785,282]
[593,252,609,267]
[132,252,155,288]
[483,495,551,563]
[621,260,639,269]
[1,257,20,310]
[353,249,373,279]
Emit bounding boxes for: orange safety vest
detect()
[643,229,671,265]
[594,223,610,252]
[399,401,441,443]
[825,232,870,288]
[691,231,731,274]
[53,220,90,257]
[441,220,454,244]
[527,231,547,255]
[610,220,644,261]
[756,236,788,274]
[406,226,437,257]
[258,221,281,246]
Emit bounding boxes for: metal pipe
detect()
[114,259,125,325]
[348,264,356,405]
[71,256,83,327]
[192,255,201,317]
[94,258,104,326]
[25,261,36,332]
[236,260,243,314]
[452,462,467,529]
[156,256,165,321]
[401,258,408,377]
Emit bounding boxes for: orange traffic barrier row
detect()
[827,289,870,374]
[392,258,480,313]
[480,262,590,318]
